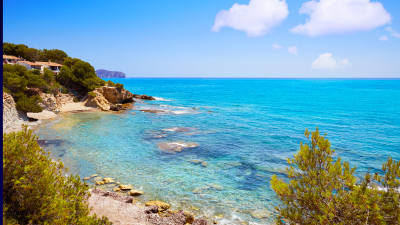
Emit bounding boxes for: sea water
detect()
[34,79,400,224]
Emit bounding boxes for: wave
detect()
[154,97,172,101]
[171,110,191,115]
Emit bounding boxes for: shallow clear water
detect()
[34,79,400,224]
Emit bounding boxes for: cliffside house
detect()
[35,60,63,74]
[17,60,43,71]
[3,55,24,65]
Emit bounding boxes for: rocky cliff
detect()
[96,69,126,78]
[95,86,134,104]
[3,92,28,133]
[83,86,135,111]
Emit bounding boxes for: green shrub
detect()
[271,127,400,224]
[15,95,43,113]
[107,80,115,87]
[115,83,124,89]
[3,126,112,224]
[88,91,96,98]
[73,97,80,102]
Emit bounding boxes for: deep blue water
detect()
[34,79,400,224]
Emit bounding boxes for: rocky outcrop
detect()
[133,94,155,100]
[37,93,60,112]
[95,86,134,104]
[3,92,28,133]
[83,90,111,111]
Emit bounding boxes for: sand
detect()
[59,103,99,113]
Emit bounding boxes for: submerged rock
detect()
[201,162,208,167]
[93,177,103,181]
[158,142,199,152]
[163,127,197,132]
[145,201,171,212]
[113,187,121,192]
[250,209,271,219]
[139,109,168,114]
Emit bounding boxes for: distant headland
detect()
[96,69,126,78]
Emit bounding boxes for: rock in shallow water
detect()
[103,177,114,183]
[250,209,271,219]
[157,142,199,152]
[119,185,133,190]
[145,201,171,212]
[129,189,144,196]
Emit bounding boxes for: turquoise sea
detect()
[34,79,400,224]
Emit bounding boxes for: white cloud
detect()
[288,46,298,55]
[311,53,351,70]
[290,0,392,37]
[378,35,388,41]
[212,0,289,37]
[385,27,400,39]
[272,43,283,49]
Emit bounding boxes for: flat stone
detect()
[129,189,144,196]
[93,176,103,181]
[27,110,57,120]
[83,177,91,180]
[96,181,105,185]
[119,185,133,190]
[90,174,98,178]
[190,160,203,164]
[103,177,114,183]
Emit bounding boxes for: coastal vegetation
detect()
[3,125,112,224]
[271,127,400,224]
[3,43,125,113]
[3,42,68,64]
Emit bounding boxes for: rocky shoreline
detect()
[87,176,208,225]
[3,88,213,225]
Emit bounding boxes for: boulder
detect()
[103,177,114,183]
[147,210,186,225]
[83,90,111,111]
[95,86,134,104]
[113,187,121,192]
[96,181,105,185]
[129,189,144,196]
[145,201,171,212]
[119,185,133,190]
[183,211,195,224]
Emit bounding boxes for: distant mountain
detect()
[95,69,126,78]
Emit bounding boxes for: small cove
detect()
[33,79,400,224]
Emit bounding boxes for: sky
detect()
[3,0,400,78]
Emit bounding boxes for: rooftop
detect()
[35,61,63,67]
[19,60,42,66]
[3,55,23,60]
